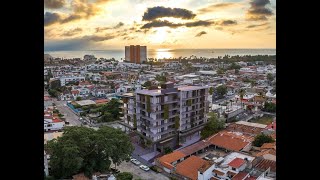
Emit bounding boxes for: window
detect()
[232,167,236,171]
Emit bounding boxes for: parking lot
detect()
[116,161,169,180]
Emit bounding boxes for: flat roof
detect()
[221,152,255,167]
[235,121,267,129]
[75,100,96,106]
[136,89,162,96]
[178,86,207,91]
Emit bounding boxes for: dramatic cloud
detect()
[195,31,207,37]
[44,12,62,26]
[142,6,196,21]
[83,34,115,42]
[60,14,82,24]
[44,0,66,9]
[198,2,239,14]
[140,19,236,29]
[185,20,213,27]
[61,28,83,36]
[114,22,124,29]
[246,22,269,28]
[45,34,115,51]
[44,0,112,26]
[95,22,125,32]
[246,0,273,21]
[217,20,237,26]
[141,20,182,29]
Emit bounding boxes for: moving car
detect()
[139,165,150,171]
[130,158,141,165]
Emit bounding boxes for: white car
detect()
[130,158,141,165]
[139,165,150,171]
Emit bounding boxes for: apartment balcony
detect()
[149,121,175,129]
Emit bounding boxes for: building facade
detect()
[123,82,209,152]
[125,45,147,64]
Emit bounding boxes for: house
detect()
[44,113,65,132]
[174,155,212,180]
[207,131,254,152]
[156,151,186,173]
[210,152,255,180]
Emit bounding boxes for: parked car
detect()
[130,158,141,165]
[139,165,150,171]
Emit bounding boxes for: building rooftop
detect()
[179,140,211,156]
[136,89,162,96]
[221,152,255,167]
[207,131,253,152]
[177,85,207,91]
[254,159,276,172]
[158,151,186,170]
[228,158,246,168]
[235,121,267,129]
[75,100,96,106]
[232,172,249,180]
[175,156,210,180]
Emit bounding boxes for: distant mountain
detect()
[44,54,53,60]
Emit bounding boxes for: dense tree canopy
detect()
[263,102,276,113]
[253,133,275,147]
[201,113,225,139]
[216,85,227,98]
[45,126,134,179]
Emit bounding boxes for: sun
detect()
[151,28,168,44]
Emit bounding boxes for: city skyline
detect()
[44,0,276,51]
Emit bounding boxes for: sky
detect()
[44,0,276,51]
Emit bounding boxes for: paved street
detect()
[53,100,82,126]
[116,161,169,180]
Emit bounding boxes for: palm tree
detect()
[239,88,246,107]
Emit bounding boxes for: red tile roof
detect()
[158,151,186,170]
[71,90,79,94]
[232,172,249,180]
[256,149,276,157]
[175,156,210,180]
[266,122,276,130]
[207,131,252,151]
[52,118,63,123]
[228,158,246,169]
[213,169,225,176]
[260,142,276,150]
[94,99,109,104]
[254,159,276,172]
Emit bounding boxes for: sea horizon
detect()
[44,48,276,60]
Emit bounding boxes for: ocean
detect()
[44,49,276,60]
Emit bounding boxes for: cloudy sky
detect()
[44,0,276,51]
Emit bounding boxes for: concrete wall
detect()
[198,164,216,180]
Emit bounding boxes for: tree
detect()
[238,88,246,107]
[155,75,166,82]
[48,89,59,98]
[217,68,225,75]
[49,79,61,90]
[263,102,276,112]
[200,113,225,139]
[45,126,134,179]
[76,97,82,101]
[116,172,133,180]
[99,112,114,122]
[267,73,274,83]
[253,134,275,147]
[164,147,173,154]
[143,81,152,89]
[216,85,227,98]
[209,87,214,95]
